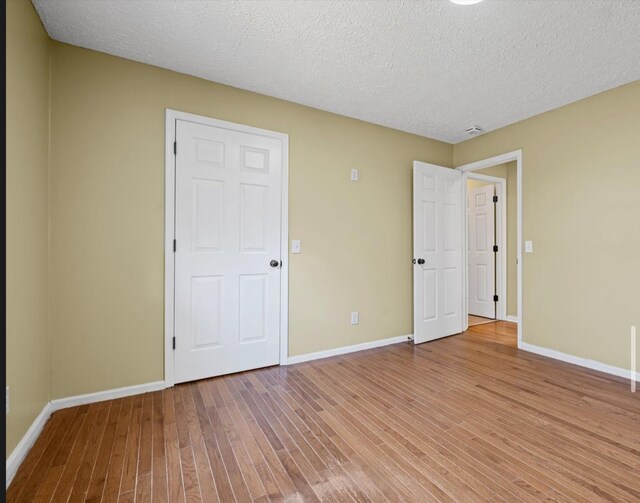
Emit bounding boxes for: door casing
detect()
[164,109,289,387]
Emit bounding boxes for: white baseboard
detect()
[521,342,640,382]
[287,334,411,365]
[6,401,53,488]
[505,315,519,324]
[6,380,167,489]
[49,380,166,412]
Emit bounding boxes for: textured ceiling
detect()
[32,0,640,143]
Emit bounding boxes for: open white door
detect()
[413,161,463,344]
[467,184,496,319]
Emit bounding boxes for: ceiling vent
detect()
[465,125,484,136]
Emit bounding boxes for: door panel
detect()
[174,119,282,383]
[193,180,224,250]
[422,268,437,321]
[238,274,267,343]
[191,276,223,349]
[467,184,496,318]
[413,162,463,344]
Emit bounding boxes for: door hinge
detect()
[493,195,498,203]
[493,294,499,302]
[493,245,498,252]
[173,239,176,252]
[172,336,176,350]
[173,141,177,155]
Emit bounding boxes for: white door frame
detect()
[164,109,289,387]
[457,150,523,349]
[466,172,507,321]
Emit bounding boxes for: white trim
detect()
[506,315,519,324]
[164,110,290,385]
[288,335,411,365]
[456,150,523,348]
[279,134,290,365]
[164,111,176,387]
[6,402,53,488]
[49,381,166,411]
[521,342,640,382]
[457,151,520,172]
[465,172,508,322]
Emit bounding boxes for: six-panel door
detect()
[174,120,283,383]
[413,161,463,344]
[467,184,496,319]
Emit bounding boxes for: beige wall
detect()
[455,81,640,370]
[467,162,518,317]
[48,43,452,398]
[6,0,51,457]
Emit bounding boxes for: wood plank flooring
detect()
[466,319,517,347]
[7,322,640,502]
[468,315,497,327]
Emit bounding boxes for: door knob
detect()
[270,260,281,268]
[417,258,425,265]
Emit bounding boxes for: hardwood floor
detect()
[7,322,640,502]
[465,320,517,347]
[468,315,496,327]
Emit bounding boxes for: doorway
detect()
[164,110,289,386]
[458,151,523,348]
[412,151,522,349]
[466,172,507,327]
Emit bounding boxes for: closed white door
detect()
[174,119,283,383]
[467,184,496,319]
[413,161,463,344]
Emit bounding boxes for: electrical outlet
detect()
[350,168,359,182]
[351,312,359,325]
[6,387,9,414]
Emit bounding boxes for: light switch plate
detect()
[291,239,301,254]
[351,312,359,325]
[350,168,359,182]
[525,240,533,253]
